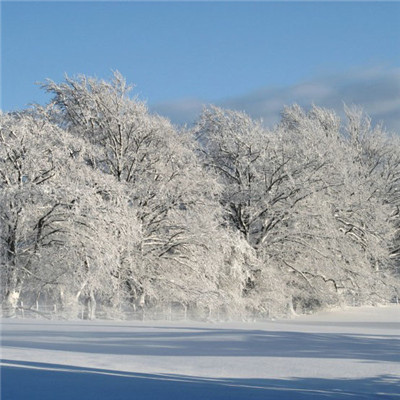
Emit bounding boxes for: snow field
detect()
[1,305,400,399]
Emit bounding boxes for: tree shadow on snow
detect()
[2,327,400,362]
[1,360,399,400]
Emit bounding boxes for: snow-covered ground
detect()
[1,305,400,399]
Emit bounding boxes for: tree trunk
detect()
[86,290,96,320]
[2,265,22,317]
[3,289,21,317]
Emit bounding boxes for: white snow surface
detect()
[1,305,400,399]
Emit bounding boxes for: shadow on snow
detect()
[1,360,399,400]
[2,326,400,362]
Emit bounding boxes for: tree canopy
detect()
[1,73,399,319]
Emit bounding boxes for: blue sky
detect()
[2,1,400,130]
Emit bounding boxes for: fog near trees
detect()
[1,72,399,319]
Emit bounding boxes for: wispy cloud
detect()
[152,98,205,127]
[151,66,400,133]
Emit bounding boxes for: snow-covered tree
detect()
[0,109,139,318]
[2,71,399,320]
[0,110,73,314]
[43,73,240,314]
[194,104,400,314]
[276,104,399,308]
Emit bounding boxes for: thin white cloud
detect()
[152,98,205,127]
[151,66,400,133]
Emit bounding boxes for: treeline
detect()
[1,72,399,319]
